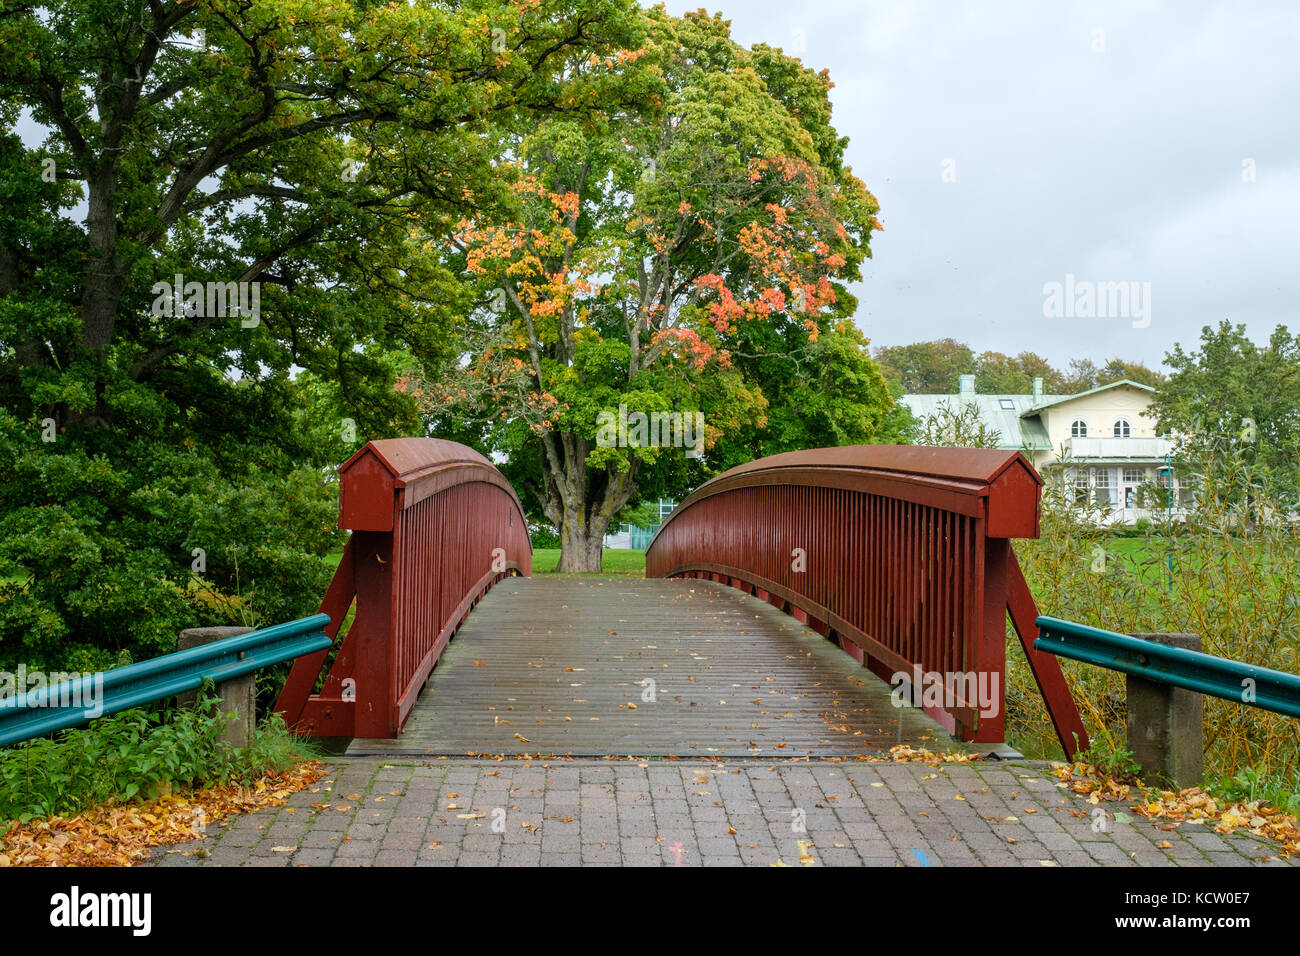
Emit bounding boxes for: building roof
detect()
[899,379,1161,454]
[897,394,1055,452]
[1023,379,1155,413]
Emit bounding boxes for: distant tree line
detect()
[872,338,1164,395]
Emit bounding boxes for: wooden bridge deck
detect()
[348,577,961,758]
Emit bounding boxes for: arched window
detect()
[1113,419,1131,438]
[1071,419,1088,438]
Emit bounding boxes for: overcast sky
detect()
[658,0,1300,372]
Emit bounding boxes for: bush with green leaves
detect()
[0,689,315,826]
[0,408,342,674]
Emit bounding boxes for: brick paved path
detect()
[149,758,1294,867]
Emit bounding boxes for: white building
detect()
[900,375,1188,525]
[602,498,676,549]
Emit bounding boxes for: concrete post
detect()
[1126,633,1203,788]
[177,626,256,749]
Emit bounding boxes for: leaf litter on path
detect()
[0,761,329,867]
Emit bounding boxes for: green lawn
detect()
[320,547,646,576]
[530,548,645,576]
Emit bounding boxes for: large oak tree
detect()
[0,0,640,668]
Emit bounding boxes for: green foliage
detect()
[873,340,1164,395]
[0,408,340,672]
[529,524,561,549]
[718,323,902,464]
[911,399,1003,449]
[1211,765,1300,816]
[873,339,974,393]
[0,0,643,667]
[410,7,896,570]
[1150,320,1300,508]
[1008,439,1300,798]
[974,350,1060,394]
[1078,738,1143,784]
[611,500,661,530]
[0,689,315,825]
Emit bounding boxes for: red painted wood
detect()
[972,533,1008,743]
[293,439,533,739]
[645,444,1072,748]
[273,536,357,727]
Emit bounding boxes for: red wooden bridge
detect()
[275,439,1087,759]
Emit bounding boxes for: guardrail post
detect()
[1126,633,1204,788]
[178,626,256,748]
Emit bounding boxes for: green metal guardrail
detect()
[1034,615,1300,719]
[0,614,333,748]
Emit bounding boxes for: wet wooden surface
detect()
[348,577,963,758]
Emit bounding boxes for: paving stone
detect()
[144,757,1299,870]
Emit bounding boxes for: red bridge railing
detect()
[275,439,531,738]
[645,445,1088,757]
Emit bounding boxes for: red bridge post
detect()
[275,438,532,739]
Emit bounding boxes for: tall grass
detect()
[1007,447,1300,795]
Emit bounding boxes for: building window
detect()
[1071,419,1088,438]
[1073,470,1090,505]
[1113,419,1131,438]
[1093,468,1114,505]
[999,399,1015,409]
[1123,468,1146,484]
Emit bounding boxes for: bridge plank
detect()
[348,578,965,758]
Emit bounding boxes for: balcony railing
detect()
[1064,436,1173,459]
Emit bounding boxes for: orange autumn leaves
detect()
[1053,761,1298,858]
[0,761,329,868]
[457,155,855,364]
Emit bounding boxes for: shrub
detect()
[0,688,315,825]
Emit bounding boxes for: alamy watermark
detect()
[150,273,261,327]
[595,404,705,459]
[889,666,1000,719]
[1042,273,1151,329]
[0,666,104,718]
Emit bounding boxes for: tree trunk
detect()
[556,514,603,574]
[547,442,636,574]
[554,488,621,573]
[81,166,126,353]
